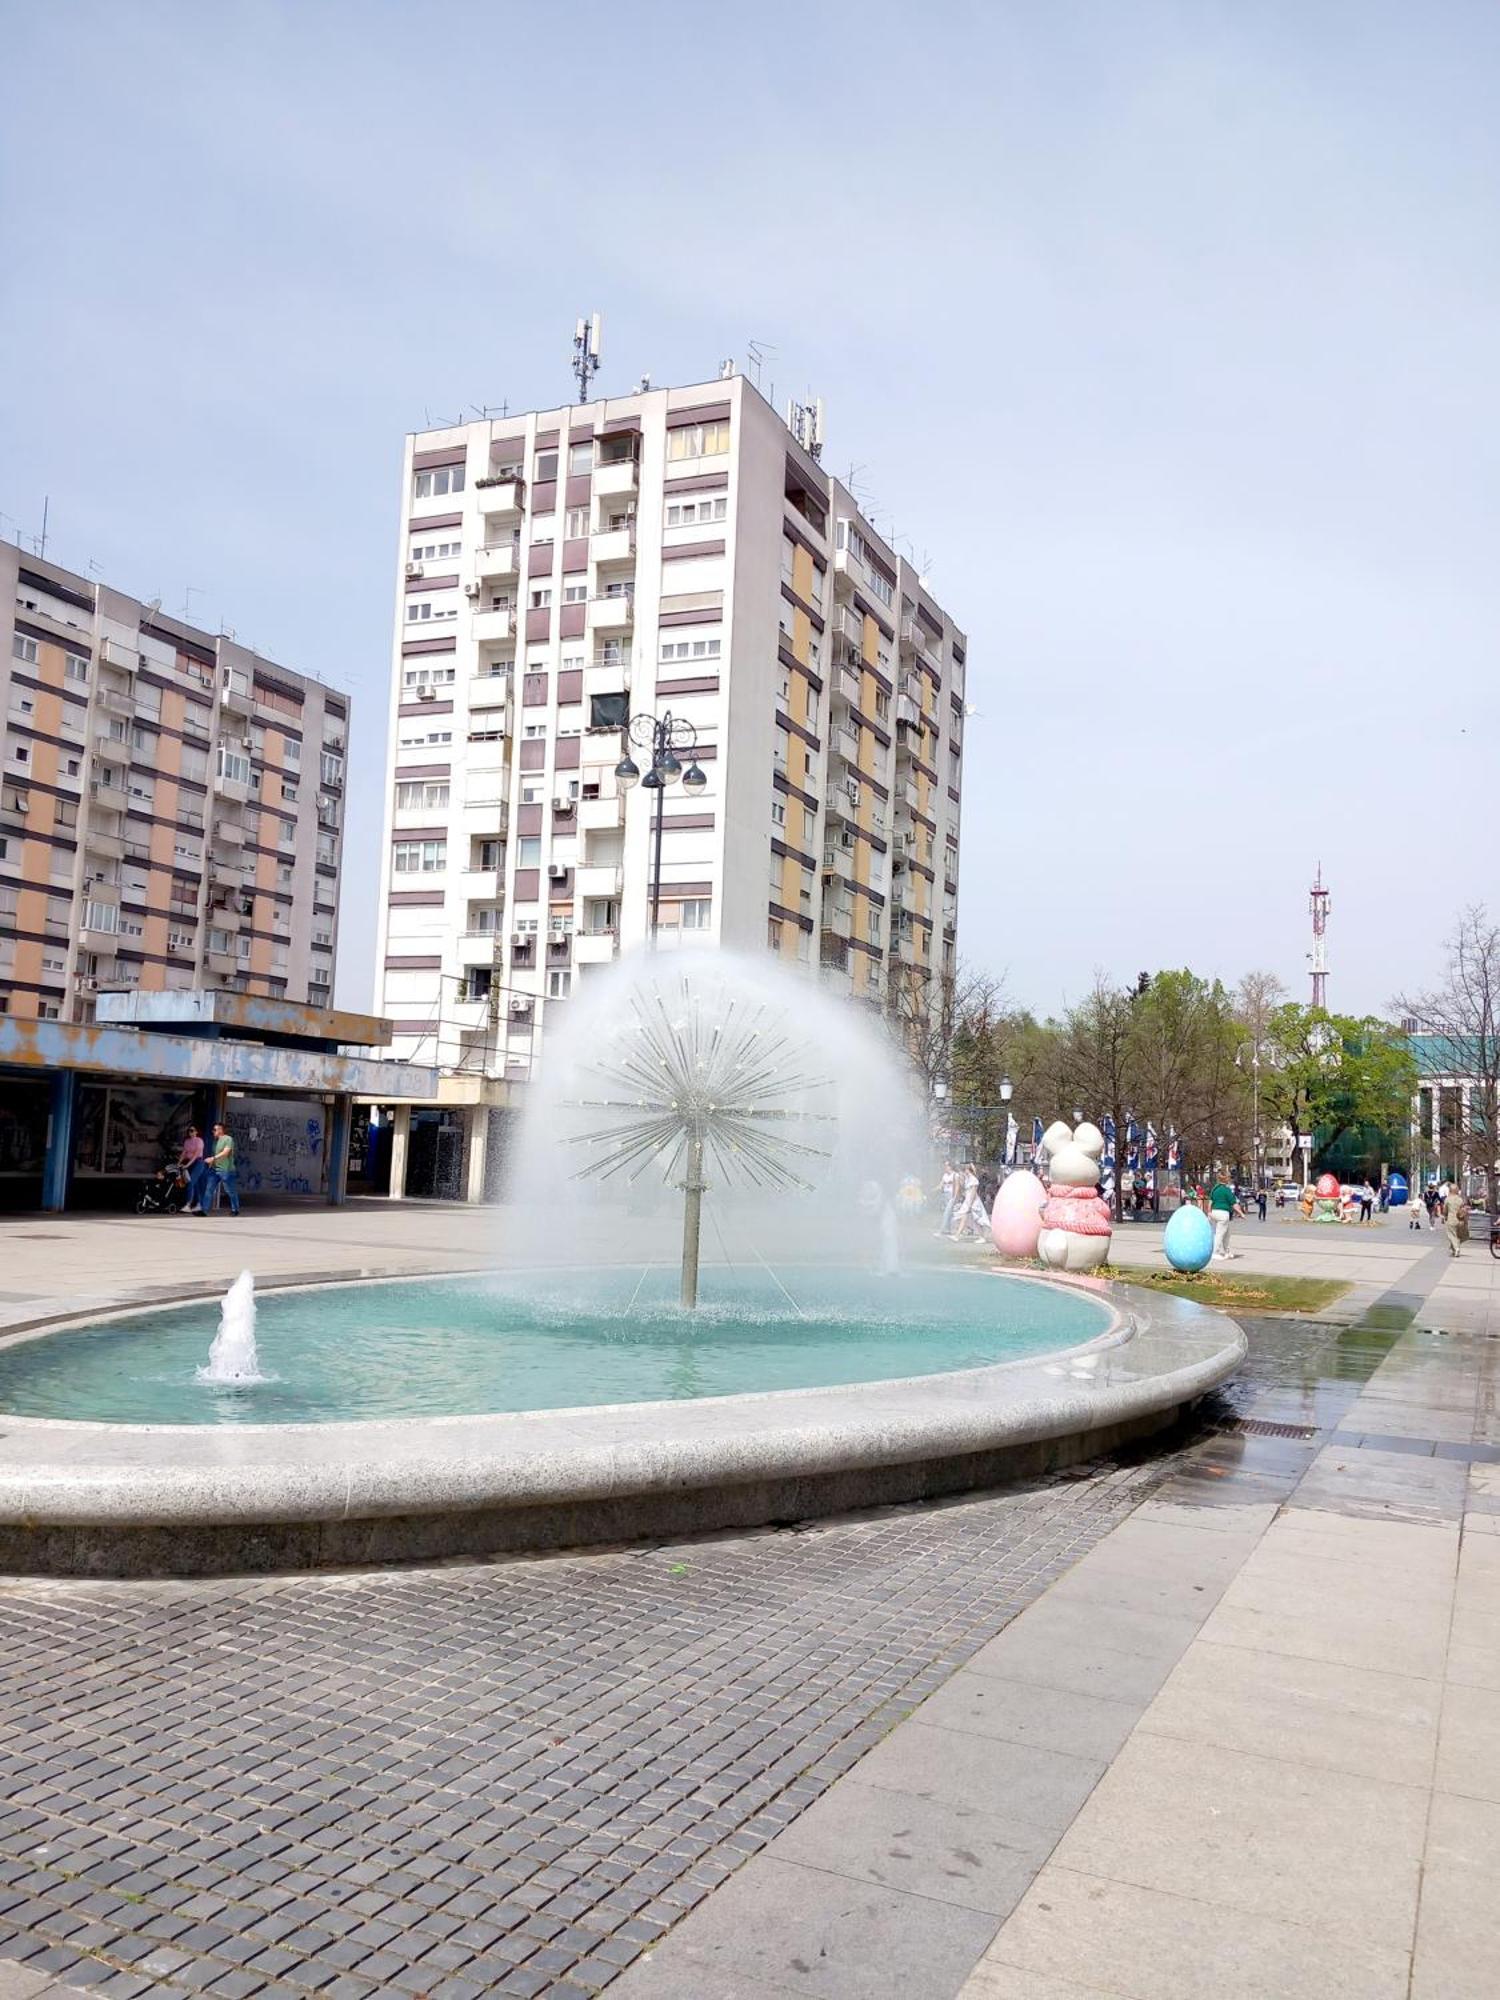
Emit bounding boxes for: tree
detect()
[1060,978,1136,1219]
[1258,1004,1416,1177]
[1127,970,1246,1184]
[1395,905,1500,1205]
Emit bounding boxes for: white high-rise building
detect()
[374,375,968,1187]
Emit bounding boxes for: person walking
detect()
[1209,1176,1241,1260]
[203,1121,241,1216]
[1256,1186,1268,1222]
[1358,1181,1375,1225]
[1408,1192,1425,1231]
[933,1161,957,1238]
[1443,1183,1467,1258]
[176,1125,207,1213]
[949,1164,986,1240]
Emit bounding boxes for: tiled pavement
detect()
[0,1439,1182,1999]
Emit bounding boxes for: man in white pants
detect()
[1209,1176,1240,1259]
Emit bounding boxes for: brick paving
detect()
[0,1448,1178,2000]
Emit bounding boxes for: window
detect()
[396,780,450,811]
[392,839,446,872]
[514,915,539,935]
[398,727,452,749]
[64,653,89,684]
[517,836,542,868]
[564,507,590,538]
[562,582,587,604]
[83,900,119,934]
[407,598,458,623]
[523,722,547,739]
[402,665,456,690]
[217,747,252,785]
[549,913,574,935]
[771,799,786,826]
[520,783,542,804]
[666,420,731,461]
[409,538,462,562]
[281,783,299,803]
[568,441,594,474]
[659,636,722,662]
[476,838,503,870]
[413,464,465,498]
[547,969,571,998]
[321,749,345,782]
[529,585,552,610]
[665,495,728,526]
[875,691,890,721]
[11,634,37,664]
[680,899,712,931]
[283,738,301,766]
[534,451,559,481]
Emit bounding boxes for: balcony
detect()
[593,455,639,500]
[475,477,524,519]
[0,792,30,831]
[897,694,923,729]
[220,670,254,716]
[824,784,858,824]
[79,910,122,949]
[831,665,861,710]
[590,520,637,565]
[213,816,246,847]
[475,541,519,581]
[472,606,514,644]
[205,947,238,976]
[820,932,851,973]
[214,767,251,804]
[575,926,619,965]
[92,732,129,767]
[832,546,860,594]
[83,822,126,861]
[577,792,625,834]
[468,673,512,712]
[93,688,133,721]
[99,637,138,674]
[574,863,624,901]
[588,591,635,632]
[830,723,859,766]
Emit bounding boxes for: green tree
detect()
[1259,1004,1416,1174]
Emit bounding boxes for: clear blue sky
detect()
[3,0,1496,1017]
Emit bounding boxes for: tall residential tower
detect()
[2,549,347,1020]
[376,374,967,1090]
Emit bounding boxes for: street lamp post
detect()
[614,711,707,948]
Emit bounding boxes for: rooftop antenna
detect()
[572,312,602,404]
[1308,864,1331,1010]
[786,395,825,462]
[746,339,776,391]
[35,497,49,560]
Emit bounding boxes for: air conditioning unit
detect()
[844,778,861,805]
[464,582,481,599]
[547,862,569,881]
[416,687,436,702]
[510,931,530,947]
[552,795,575,812]
[509,997,532,1016]
[406,562,424,577]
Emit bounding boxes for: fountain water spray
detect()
[195,1270,265,1385]
[561,961,834,1307]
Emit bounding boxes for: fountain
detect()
[194,1270,265,1385]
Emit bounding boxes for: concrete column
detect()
[1461,1083,1473,1184]
[325,1096,352,1207]
[387,1103,411,1199]
[465,1109,489,1205]
[41,1071,78,1213]
[1431,1083,1442,1183]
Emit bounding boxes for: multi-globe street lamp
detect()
[613,710,706,948]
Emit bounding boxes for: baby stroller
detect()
[136,1160,190,1215]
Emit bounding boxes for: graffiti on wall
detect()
[231,1096,327,1197]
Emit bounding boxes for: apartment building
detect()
[1,548,347,1020]
[376,373,967,1103]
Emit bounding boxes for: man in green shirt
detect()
[204,1122,241,1216]
[1209,1178,1240,1260]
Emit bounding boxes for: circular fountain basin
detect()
[0,1266,1245,1577]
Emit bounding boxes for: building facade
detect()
[2,549,347,1022]
[375,375,967,1088]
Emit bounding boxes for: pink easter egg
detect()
[991,1169,1046,1258]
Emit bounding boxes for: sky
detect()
[2,0,1496,1020]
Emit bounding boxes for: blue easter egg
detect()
[1163,1203,1214,1272]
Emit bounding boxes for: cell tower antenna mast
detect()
[571,312,602,403]
[1309,864,1331,1010]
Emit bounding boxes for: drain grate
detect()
[1220,1417,1320,1441]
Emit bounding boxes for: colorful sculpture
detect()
[1313,1171,1341,1224]
[1163,1202,1214,1272]
[991,1169,1046,1258]
[1037,1122,1113,1272]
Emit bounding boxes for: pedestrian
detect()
[933,1160,957,1238]
[1378,1179,1390,1214]
[1359,1180,1374,1225]
[1408,1192,1425,1231]
[1443,1182,1467,1258]
[949,1164,986,1240]
[202,1121,241,1216]
[176,1124,207,1213]
[1208,1174,1241,1260]
[1256,1186,1268,1222]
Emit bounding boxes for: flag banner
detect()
[1145,1123,1158,1169]
[1127,1118,1141,1172]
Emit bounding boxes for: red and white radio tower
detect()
[1308,865,1330,1010]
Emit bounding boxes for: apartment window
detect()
[568,441,594,474]
[320,750,345,783]
[127,776,155,804]
[402,665,456,689]
[397,729,451,749]
[520,783,542,804]
[83,900,119,935]
[666,420,731,461]
[562,582,587,604]
[216,747,252,785]
[659,637,722,662]
[64,653,89,684]
[392,839,446,873]
[476,838,503,870]
[38,1001,60,1020]
[410,538,462,561]
[395,780,450,811]
[283,737,301,765]
[564,507,590,538]
[280,782,298,803]
[875,691,890,721]
[680,899,712,931]
[11,634,38,664]
[514,916,539,935]
[406,598,458,623]
[523,722,546,739]
[549,913,574,936]
[534,451,559,481]
[771,799,786,826]
[517,836,542,868]
[468,728,504,743]
[413,464,465,498]
[547,969,571,998]
[529,585,552,610]
[665,496,728,526]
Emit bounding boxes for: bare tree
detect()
[1395,906,1500,1207]
[1060,977,1135,1220]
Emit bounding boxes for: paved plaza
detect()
[0,1208,1497,1997]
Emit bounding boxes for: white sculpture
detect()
[1037,1121,1113,1272]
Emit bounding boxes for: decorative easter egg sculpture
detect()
[1037,1122,1113,1272]
[1163,1202,1214,1272]
[991,1169,1046,1258]
[1315,1172,1340,1199]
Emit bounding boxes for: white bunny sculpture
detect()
[1037,1120,1113,1272]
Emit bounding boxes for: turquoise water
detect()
[0,1267,1109,1426]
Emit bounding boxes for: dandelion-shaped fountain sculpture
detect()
[561,962,835,1307]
